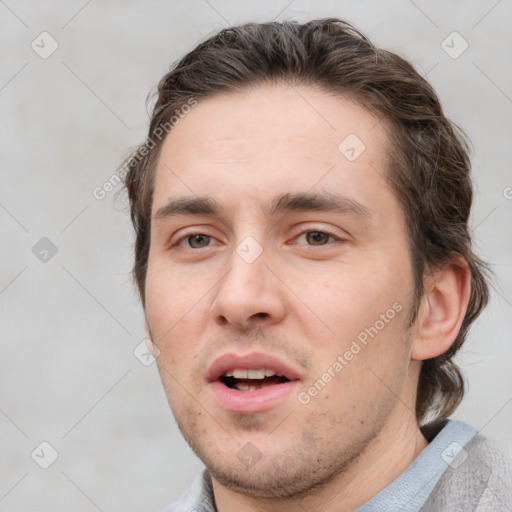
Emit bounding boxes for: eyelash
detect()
[290,226,343,246]
[173,226,344,249]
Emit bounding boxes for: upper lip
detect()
[206,352,303,383]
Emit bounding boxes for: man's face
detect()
[145,84,420,497]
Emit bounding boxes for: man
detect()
[122,18,511,512]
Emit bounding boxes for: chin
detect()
[183,425,365,500]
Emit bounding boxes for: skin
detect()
[144,83,471,512]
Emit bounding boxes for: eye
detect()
[293,228,342,246]
[176,233,216,249]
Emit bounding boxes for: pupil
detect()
[189,234,209,248]
[307,231,328,245]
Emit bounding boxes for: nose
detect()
[210,246,286,330]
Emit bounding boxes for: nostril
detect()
[217,315,229,325]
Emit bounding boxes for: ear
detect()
[144,320,161,359]
[411,255,471,361]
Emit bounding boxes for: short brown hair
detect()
[122,18,489,423]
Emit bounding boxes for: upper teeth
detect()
[223,368,283,379]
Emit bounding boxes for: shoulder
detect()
[163,469,216,512]
[421,430,512,512]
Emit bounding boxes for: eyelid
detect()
[169,224,349,249]
[288,224,348,243]
[172,229,219,249]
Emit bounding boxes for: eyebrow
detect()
[154,191,371,222]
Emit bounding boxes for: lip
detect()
[206,352,302,382]
[206,352,302,413]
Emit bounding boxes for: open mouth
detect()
[207,353,301,412]
[220,368,290,391]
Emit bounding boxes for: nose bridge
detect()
[210,235,284,328]
[221,238,268,300]
[222,222,268,287]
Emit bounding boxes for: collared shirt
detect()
[164,419,512,512]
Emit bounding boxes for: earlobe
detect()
[411,256,471,361]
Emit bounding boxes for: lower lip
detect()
[208,380,299,413]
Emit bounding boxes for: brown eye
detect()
[305,231,331,245]
[183,234,212,248]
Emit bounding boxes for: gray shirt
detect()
[165,419,512,512]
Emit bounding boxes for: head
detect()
[123,18,489,498]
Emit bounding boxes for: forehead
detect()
[151,83,393,216]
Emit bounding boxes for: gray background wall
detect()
[1,0,511,510]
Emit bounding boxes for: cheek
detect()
[146,250,199,306]
[301,265,394,340]
[299,264,411,388]
[145,263,204,353]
